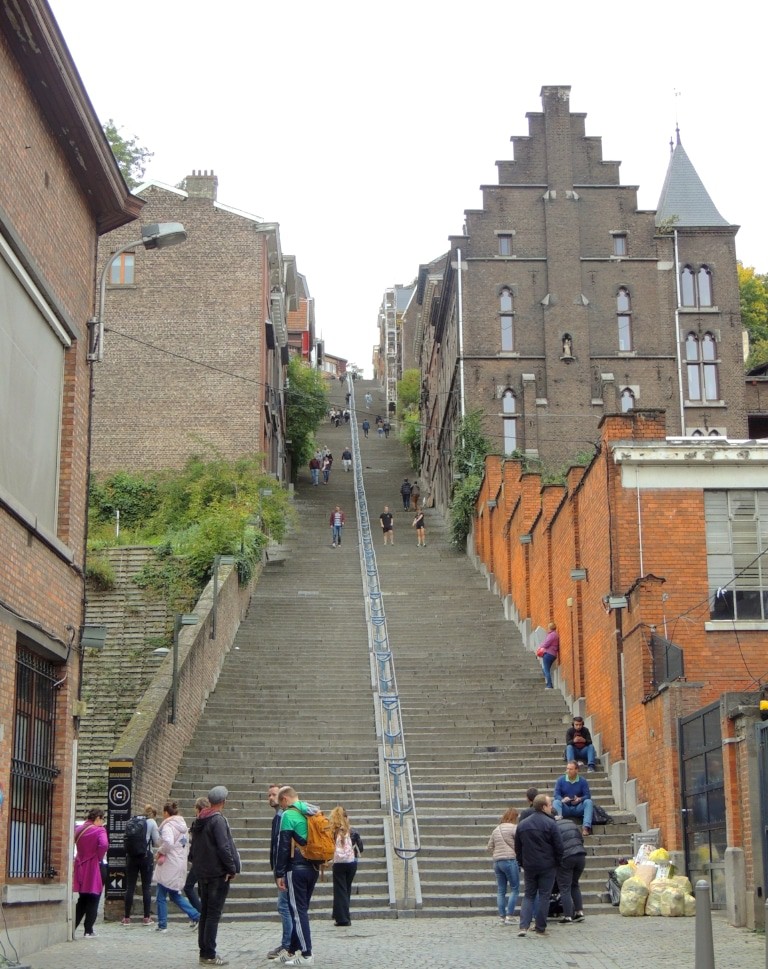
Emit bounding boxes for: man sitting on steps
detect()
[553,761,594,836]
[565,716,596,772]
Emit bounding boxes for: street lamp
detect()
[87,222,187,362]
[169,613,198,725]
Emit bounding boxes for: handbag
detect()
[536,645,546,658]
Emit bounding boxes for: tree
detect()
[397,369,421,413]
[103,118,153,189]
[739,263,768,368]
[285,357,329,477]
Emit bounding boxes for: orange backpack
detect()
[289,806,335,864]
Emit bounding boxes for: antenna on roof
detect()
[673,88,682,147]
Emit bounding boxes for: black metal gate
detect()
[758,722,768,898]
[679,700,726,907]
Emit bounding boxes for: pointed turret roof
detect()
[655,130,730,228]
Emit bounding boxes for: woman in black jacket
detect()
[555,817,587,922]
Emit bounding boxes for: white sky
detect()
[52,0,766,377]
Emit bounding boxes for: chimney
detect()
[184,169,218,201]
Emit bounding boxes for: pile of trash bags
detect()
[611,845,696,917]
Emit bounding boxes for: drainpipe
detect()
[672,229,686,435]
[456,248,466,422]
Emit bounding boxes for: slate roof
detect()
[655,131,730,228]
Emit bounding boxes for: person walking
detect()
[274,786,323,966]
[412,509,426,546]
[190,785,240,966]
[329,506,345,548]
[539,622,560,689]
[514,793,563,937]
[267,784,293,961]
[555,816,587,923]
[73,808,108,939]
[341,447,352,472]
[400,478,412,511]
[486,807,520,924]
[122,804,160,925]
[322,453,333,484]
[308,456,320,487]
[380,506,394,545]
[361,419,370,438]
[410,481,421,510]
[382,420,391,438]
[155,801,200,932]
[184,796,209,914]
[329,806,364,927]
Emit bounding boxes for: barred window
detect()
[8,646,59,879]
[705,491,768,621]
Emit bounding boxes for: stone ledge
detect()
[2,883,67,905]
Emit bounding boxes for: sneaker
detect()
[587,765,596,773]
[558,916,573,923]
[189,920,200,928]
[121,917,131,926]
[156,926,168,933]
[284,956,314,967]
[573,912,585,922]
[143,917,155,925]
[504,916,515,924]
[268,948,289,960]
[84,932,97,939]
[533,928,547,936]
[199,959,229,967]
[517,928,528,937]
[276,955,296,965]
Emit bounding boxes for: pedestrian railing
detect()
[347,383,421,910]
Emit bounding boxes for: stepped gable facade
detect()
[92,170,292,480]
[0,0,140,956]
[415,85,746,511]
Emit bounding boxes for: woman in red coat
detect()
[73,808,108,939]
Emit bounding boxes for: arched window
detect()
[619,388,635,412]
[698,266,713,307]
[501,390,517,453]
[681,266,696,306]
[617,288,632,351]
[500,288,514,352]
[685,332,719,402]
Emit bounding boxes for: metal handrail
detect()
[347,384,421,877]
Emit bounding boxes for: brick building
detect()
[376,283,415,414]
[414,86,747,513]
[285,256,316,363]
[92,171,292,481]
[0,0,140,955]
[473,411,768,926]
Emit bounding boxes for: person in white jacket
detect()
[155,801,201,931]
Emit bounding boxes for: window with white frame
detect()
[680,264,714,308]
[685,331,719,402]
[500,288,514,352]
[620,387,635,412]
[501,389,517,453]
[705,490,768,621]
[617,287,632,351]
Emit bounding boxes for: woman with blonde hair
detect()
[329,806,364,927]
[486,806,519,924]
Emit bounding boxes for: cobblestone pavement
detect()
[24,912,764,969]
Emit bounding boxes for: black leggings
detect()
[75,892,100,935]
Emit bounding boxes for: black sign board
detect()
[106,759,133,899]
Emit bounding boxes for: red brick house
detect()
[473,411,768,926]
[0,0,140,954]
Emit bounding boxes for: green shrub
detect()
[450,473,483,549]
[85,555,116,591]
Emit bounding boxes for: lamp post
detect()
[87,222,187,362]
[169,614,198,725]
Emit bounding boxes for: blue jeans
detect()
[493,858,519,917]
[198,875,230,960]
[310,469,319,486]
[277,888,293,950]
[553,798,594,829]
[286,863,319,957]
[542,652,557,688]
[331,525,342,545]
[156,882,200,928]
[519,867,556,932]
[566,743,596,767]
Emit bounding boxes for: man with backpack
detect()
[122,804,160,925]
[274,786,333,966]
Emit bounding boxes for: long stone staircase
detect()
[169,378,636,922]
